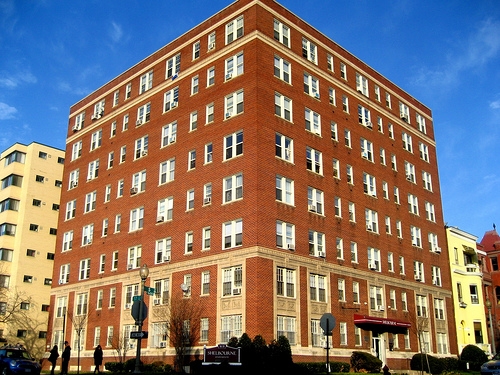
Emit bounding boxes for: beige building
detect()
[446,226,490,355]
[0,142,64,357]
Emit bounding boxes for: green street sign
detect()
[132,295,142,302]
[144,286,155,296]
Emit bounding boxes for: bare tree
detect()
[67,309,94,375]
[5,310,47,361]
[110,330,131,364]
[406,309,431,375]
[153,291,202,372]
[0,287,34,324]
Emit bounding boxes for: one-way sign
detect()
[130,331,148,339]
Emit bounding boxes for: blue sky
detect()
[1,0,499,239]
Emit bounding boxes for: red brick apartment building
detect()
[48,0,457,369]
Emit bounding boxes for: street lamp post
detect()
[134,264,149,374]
[486,299,496,356]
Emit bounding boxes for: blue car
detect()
[0,346,41,375]
[481,353,500,375]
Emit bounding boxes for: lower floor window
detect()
[277,316,296,345]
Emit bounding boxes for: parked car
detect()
[481,353,500,375]
[0,345,41,375]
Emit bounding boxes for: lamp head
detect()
[486,299,492,309]
[139,264,149,280]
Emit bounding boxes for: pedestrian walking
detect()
[61,341,71,375]
[48,345,59,375]
[93,345,103,374]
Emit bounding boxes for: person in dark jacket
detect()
[48,345,59,375]
[61,341,71,375]
[93,345,103,374]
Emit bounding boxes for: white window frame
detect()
[225,15,244,44]
[223,219,243,249]
[274,92,292,121]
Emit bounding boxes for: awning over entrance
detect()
[354,314,411,334]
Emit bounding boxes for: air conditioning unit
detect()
[459,302,467,308]
[284,149,291,159]
[225,111,232,119]
[169,135,176,144]
[72,125,80,132]
[157,216,164,223]
[208,42,215,50]
[314,92,320,99]
[153,298,161,305]
[318,251,326,258]
[308,205,316,212]
[163,255,171,262]
[378,306,385,311]
[433,247,442,253]
[226,73,233,80]
[369,262,377,270]
[171,101,178,108]
[127,264,134,270]
[204,197,212,205]
[287,244,295,251]
[141,150,148,156]
[415,276,422,282]
[366,121,373,129]
[125,303,132,309]
[70,181,78,188]
[406,174,412,181]
[59,279,65,285]
[401,115,408,122]
[233,288,242,295]
[130,187,138,195]
[136,119,143,126]
[432,280,438,286]
[91,114,100,120]
[362,152,369,159]
[159,341,167,348]
[412,242,418,246]
[366,225,373,231]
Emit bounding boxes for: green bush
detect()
[104,361,125,372]
[124,358,141,373]
[410,353,444,374]
[295,361,351,374]
[441,356,460,372]
[351,351,382,373]
[460,344,488,371]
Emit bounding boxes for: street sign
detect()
[130,331,148,339]
[132,295,142,302]
[320,313,336,336]
[131,300,148,322]
[144,286,155,296]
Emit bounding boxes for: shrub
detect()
[295,361,351,374]
[124,358,140,373]
[460,344,488,371]
[351,351,382,373]
[104,361,125,373]
[441,356,460,372]
[410,353,444,374]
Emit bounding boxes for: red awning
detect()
[354,314,411,334]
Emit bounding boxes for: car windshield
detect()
[6,350,32,359]
[492,353,500,360]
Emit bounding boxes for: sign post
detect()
[320,313,336,375]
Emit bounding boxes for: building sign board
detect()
[203,344,241,365]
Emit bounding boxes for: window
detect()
[348,202,356,222]
[332,159,340,179]
[432,266,442,287]
[129,207,144,232]
[327,54,334,71]
[351,242,358,263]
[159,158,175,185]
[223,219,243,249]
[190,111,198,131]
[131,170,146,193]
[82,224,94,246]
[356,73,368,96]
[87,159,99,181]
[166,53,181,79]
[222,265,242,296]
[84,191,97,213]
[422,171,433,191]
[161,121,177,147]
[79,259,91,280]
[308,230,325,257]
[273,19,290,47]
[310,274,327,302]
[225,52,244,80]
[225,15,243,44]
[416,113,427,134]
[122,114,129,131]
[90,129,102,151]
[223,173,243,203]
[414,261,424,282]
[365,209,379,233]
[221,315,242,343]
[303,73,319,97]
[62,231,73,252]
[192,41,200,60]
[224,130,243,160]
[307,186,324,214]
[363,173,376,196]
[419,142,430,162]
[276,175,294,205]
[99,255,105,274]
[225,90,244,118]
[388,253,394,272]
[204,143,213,164]
[274,56,291,83]
[405,161,416,183]
[1,174,23,189]
[191,75,199,95]
[113,90,119,106]
[277,267,295,298]
[137,103,151,125]
[0,223,16,236]
[117,179,124,198]
[374,85,380,101]
[358,105,372,128]
[394,186,400,204]
[119,146,126,164]
[402,132,413,153]
[201,271,210,295]
[275,133,293,162]
[32,199,41,207]
[157,197,173,222]
[425,202,436,222]
[410,226,422,247]
[345,165,353,185]
[396,220,403,238]
[434,298,445,320]
[208,32,216,50]
[202,227,211,250]
[127,245,142,270]
[35,175,44,183]
[134,136,148,160]
[368,247,381,272]
[306,147,323,174]
[369,286,384,311]
[155,237,172,264]
[186,189,195,211]
[344,129,351,148]
[0,248,13,262]
[107,152,114,169]
[207,67,215,87]
[302,37,317,64]
[385,216,391,234]
[276,221,295,249]
[203,183,212,205]
[305,108,321,134]
[71,141,82,161]
[104,185,111,203]
[125,83,132,99]
[76,293,88,315]
[360,138,374,162]
[408,194,419,215]
[185,232,193,254]
[352,281,360,304]
[416,294,428,317]
[340,62,347,80]
[399,102,410,122]
[334,198,342,218]
[188,150,196,170]
[0,198,19,213]
[102,218,108,237]
[200,318,209,342]
[275,92,292,121]
[382,182,389,199]
[73,112,85,131]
